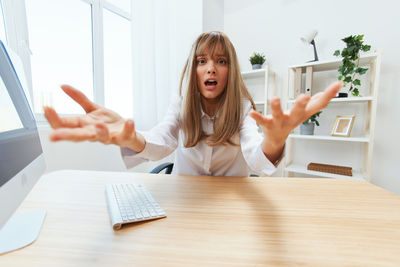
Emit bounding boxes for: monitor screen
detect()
[0,43,42,188]
[0,40,46,254]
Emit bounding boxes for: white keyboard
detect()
[105,183,166,230]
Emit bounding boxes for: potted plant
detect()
[249,52,266,70]
[333,35,371,97]
[301,111,322,135]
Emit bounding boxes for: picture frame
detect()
[331,115,355,137]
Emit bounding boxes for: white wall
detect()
[203,0,224,32]
[224,0,400,194]
[39,126,174,174]
[39,126,126,173]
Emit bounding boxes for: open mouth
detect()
[205,80,218,86]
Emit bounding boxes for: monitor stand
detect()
[0,210,46,255]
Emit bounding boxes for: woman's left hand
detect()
[249,81,342,162]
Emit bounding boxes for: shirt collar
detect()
[200,104,220,120]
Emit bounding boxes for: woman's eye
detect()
[218,59,227,64]
[198,59,206,64]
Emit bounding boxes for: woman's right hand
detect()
[43,85,145,153]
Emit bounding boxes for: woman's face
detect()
[196,46,229,103]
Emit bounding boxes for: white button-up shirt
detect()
[121,97,280,176]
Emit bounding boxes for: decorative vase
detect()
[252,64,262,70]
[300,122,315,135]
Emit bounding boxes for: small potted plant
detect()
[334,34,371,97]
[301,111,322,135]
[249,52,266,70]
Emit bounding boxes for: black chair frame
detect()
[150,162,174,174]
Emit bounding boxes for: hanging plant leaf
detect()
[334,35,371,96]
[355,67,368,75]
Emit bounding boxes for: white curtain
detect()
[131,0,177,130]
[131,0,202,130]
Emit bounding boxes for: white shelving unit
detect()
[241,68,267,78]
[241,66,275,115]
[288,134,370,143]
[287,96,373,104]
[282,52,381,182]
[285,164,365,181]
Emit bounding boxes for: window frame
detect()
[1,0,132,122]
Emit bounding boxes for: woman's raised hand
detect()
[249,81,342,161]
[43,85,145,152]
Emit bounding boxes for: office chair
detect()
[150,162,174,174]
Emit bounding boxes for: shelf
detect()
[285,164,366,181]
[254,100,271,105]
[289,134,370,143]
[288,96,373,104]
[288,53,378,72]
[329,96,373,103]
[241,69,266,78]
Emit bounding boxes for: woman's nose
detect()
[207,62,216,74]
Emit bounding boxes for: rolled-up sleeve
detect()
[120,97,181,169]
[239,101,282,176]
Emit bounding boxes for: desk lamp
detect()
[301,30,319,62]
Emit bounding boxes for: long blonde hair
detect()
[179,31,256,147]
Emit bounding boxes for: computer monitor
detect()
[0,40,46,254]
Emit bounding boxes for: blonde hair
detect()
[179,31,256,147]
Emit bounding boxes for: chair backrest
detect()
[150,162,173,174]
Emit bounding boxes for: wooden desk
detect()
[1,170,400,266]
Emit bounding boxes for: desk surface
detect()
[1,170,400,266]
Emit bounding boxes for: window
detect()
[0,1,7,43]
[25,0,93,114]
[103,8,132,118]
[105,0,131,13]
[17,0,133,118]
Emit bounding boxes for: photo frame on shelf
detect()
[331,115,355,137]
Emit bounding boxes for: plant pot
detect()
[300,122,315,135]
[252,64,262,70]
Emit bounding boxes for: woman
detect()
[44,31,341,176]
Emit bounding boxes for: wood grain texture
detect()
[1,170,400,266]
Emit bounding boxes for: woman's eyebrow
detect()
[196,54,226,58]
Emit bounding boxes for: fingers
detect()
[270,97,284,119]
[113,120,135,144]
[290,94,310,123]
[43,106,83,129]
[250,98,285,125]
[324,81,343,99]
[61,84,99,113]
[248,110,273,128]
[121,120,135,139]
[49,127,97,142]
[248,110,265,125]
[49,123,113,144]
[306,81,342,115]
[43,106,63,129]
[95,123,110,143]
